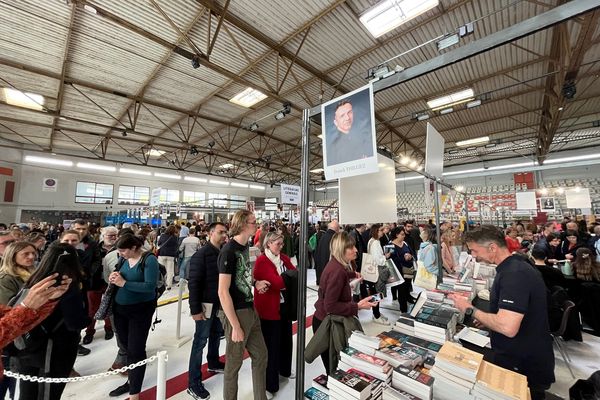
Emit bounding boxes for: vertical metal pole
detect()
[433,180,443,284]
[464,192,470,232]
[175,279,186,340]
[295,108,311,399]
[156,351,168,400]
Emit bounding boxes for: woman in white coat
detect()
[366,224,391,325]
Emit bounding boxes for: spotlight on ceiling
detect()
[208,140,215,148]
[189,145,199,156]
[274,102,292,120]
[562,81,576,99]
[191,55,201,69]
[121,129,128,137]
[249,122,259,132]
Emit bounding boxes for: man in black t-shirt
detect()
[450,225,555,400]
[217,210,268,400]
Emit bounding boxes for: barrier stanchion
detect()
[165,278,192,347]
[156,350,168,400]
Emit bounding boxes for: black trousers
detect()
[17,333,79,400]
[311,317,329,375]
[260,318,293,393]
[397,279,413,313]
[361,282,381,318]
[113,300,156,395]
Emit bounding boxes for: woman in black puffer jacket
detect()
[157,225,179,290]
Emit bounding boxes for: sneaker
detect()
[207,361,225,374]
[187,386,210,399]
[372,315,390,325]
[82,334,94,345]
[109,382,130,397]
[266,391,275,400]
[77,344,91,356]
[105,329,114,340]
[280,371,296,379]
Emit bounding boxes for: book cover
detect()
[329,370,371,398]
[435,342,483,377]
[475,360,529,400]
[304,387,329,400]
[393,366,435,387]
[342,347,389,370]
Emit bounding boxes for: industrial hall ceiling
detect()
[1,0,600,185]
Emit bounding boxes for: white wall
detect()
[0,148,269,223]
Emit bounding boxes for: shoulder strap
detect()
[138,252,152,272]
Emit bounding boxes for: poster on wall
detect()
[280,184,300,205]
[565,188,592,209]
[515,191,537,209]
[321,84,378,180]
[539,197,555,212]
[42,178,57,192]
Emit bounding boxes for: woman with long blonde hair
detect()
[0,242,38,304]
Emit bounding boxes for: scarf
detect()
[265,248,285,275]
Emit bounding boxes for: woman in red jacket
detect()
[253,232,296,397]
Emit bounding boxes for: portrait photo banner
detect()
[321,84,379,180]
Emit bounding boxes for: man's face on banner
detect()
[334,102,353,134]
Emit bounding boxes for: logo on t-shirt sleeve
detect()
[501,299,514,304]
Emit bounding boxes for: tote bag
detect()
[361,252,379,283]
[414,244,437,290]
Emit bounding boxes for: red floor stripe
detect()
[139,314,314,400]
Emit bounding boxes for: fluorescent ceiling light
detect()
[219,163,234,169]
[416,113,430,121]
[24,155,72,167]
[443,168,485,176]
[76,162,116,172]
[439,107,454,115]
[249,185,265,190]
[229,87,268,108]
[146,149,165,157]
[310,168,324,173]
[2,88,45,111]
[456,136,490,147]
[184,176,208,183]
[359,0,439,38]
[466,99,482,108]
[154,172,181,180]
[487,162,534,171]
[231,182,249,188]
[544,153,600,164]
[395,175,423,181]
[427,88,474,110]
[437,33,459,51]
[119,167,151,176]
[210,179,229,186]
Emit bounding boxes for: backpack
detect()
[116,252,167,300]
[308,233,318,252]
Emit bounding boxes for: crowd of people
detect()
[0,214,599,399]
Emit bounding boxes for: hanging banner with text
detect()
[280,184,301,205]
[150,187,161,206]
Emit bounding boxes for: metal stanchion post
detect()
[156,351,168,400]
[433,180,443,284]
[165,278,191,347]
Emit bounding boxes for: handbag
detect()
[361,253,379,283]
[402,261,416,279]
[414,260,437,290]
[95,283,118,320]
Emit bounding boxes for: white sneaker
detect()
[280,371,296,379]
[372,315,390,325]
[266,391,275,399]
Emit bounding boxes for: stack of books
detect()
[382,386,422,400]
[374,344,424,369]
[391,365,434,400]
[413,306,457,344]
[429,342,483,400]
[472,361,529,400]
[304,386,329,399]
[328,369,372,400]
[348,368,385,399]
[312,374,329,395]
[348,331,383,356]
[379,330,443,357]
[394,314,416,336]
[339,347,392,383]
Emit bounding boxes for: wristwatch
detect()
[465,307,476,321]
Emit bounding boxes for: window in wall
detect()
[208,193,228,208]
[229,195,246,209]
[75,181,114,204]
[183,191,205,205]
[118,185,150,205]
[159,188,180,203]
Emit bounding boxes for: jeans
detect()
[218,308,267,400]
[158,256,175,288]
[180,257,191,281]
[188,309,223,391]
[113,300,156,395]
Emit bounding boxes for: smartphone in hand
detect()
[370,293,383,302]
